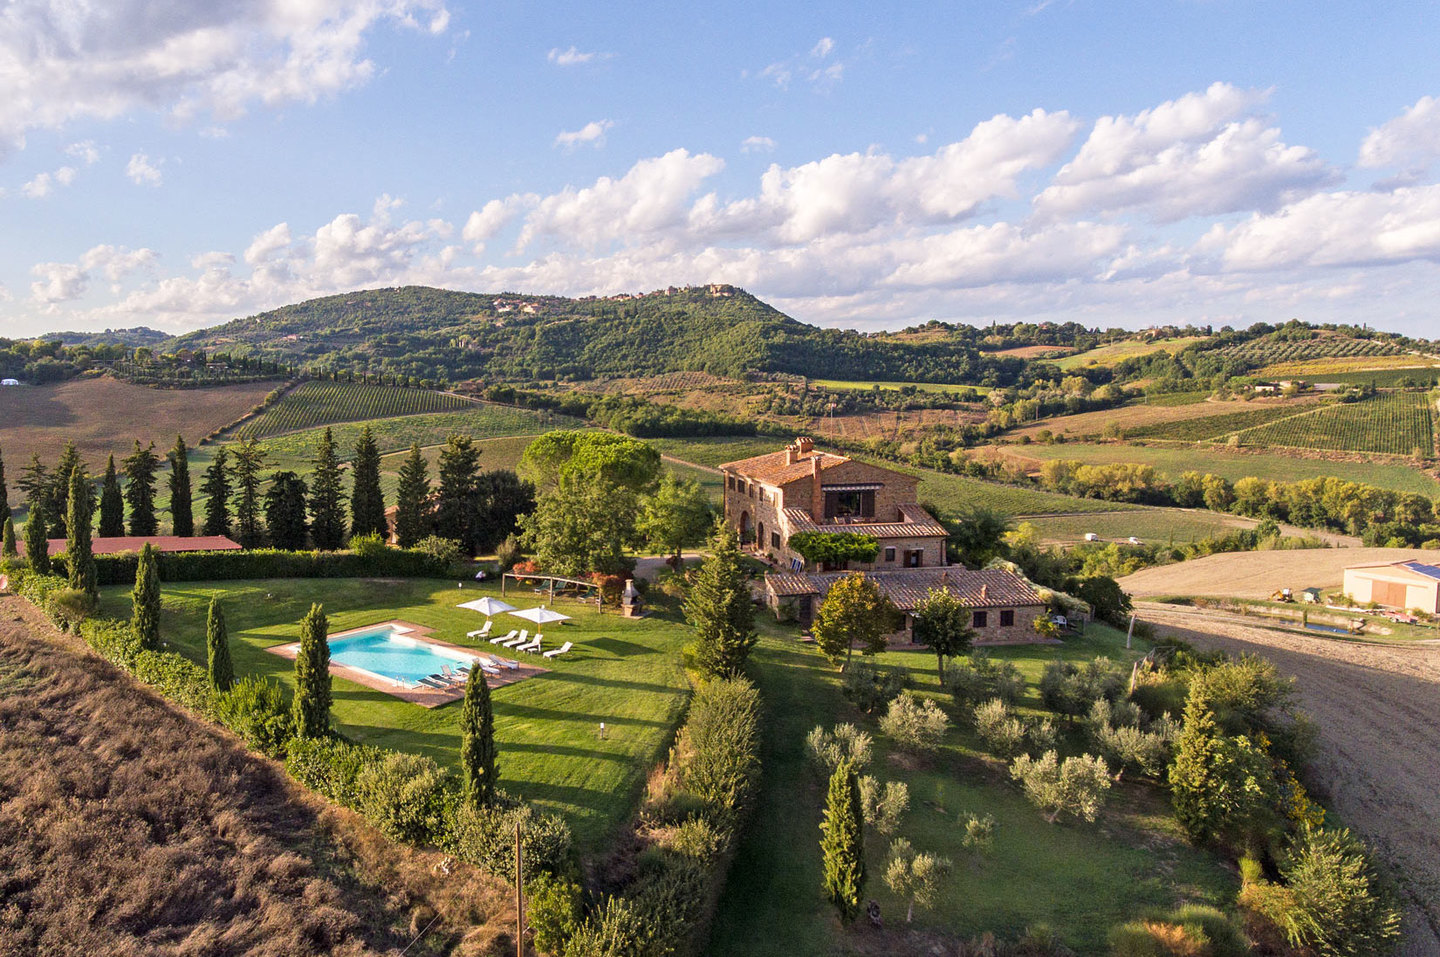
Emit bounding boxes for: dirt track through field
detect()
[1140,604,1440,954]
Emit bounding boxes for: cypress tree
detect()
[66,466,97,599]
[460,666,499,807]
[50,442,82,538]
[207,598,233,692]
[122,440,161,536]
[292,603,331,737]
[98,455,126,537]
[394,443,431,547]
[2,515,15,558]
[820,760,866,924]
[685,523,758,678]
[308,428,347,550]
[265,471,310,550]
[231,440,268,548]
[168,435,194,537]
[350,425,387,538]
[200,447,232,537]
[131,543,161,650]
[436,434,481,554]
[24,503,50,574]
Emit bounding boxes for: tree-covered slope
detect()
[166,285,1031,385]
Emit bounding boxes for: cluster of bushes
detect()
[556,677,762,957]
[1037,461,1440,545]
[52,545,450,586]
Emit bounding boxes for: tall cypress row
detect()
[122,440,161,536]
[820,760,866,925]
[308,428,347,550]
[200,448,232,537]
[98,455,126,537]
[350,425,387,538]
[207,598,234,692]
[292,603,331,737]
[168,436,194,537]
[461,667,498,807]
[66,466,97,599]
[393,443,431,547]
[131,543,161,650]
[24,502,50,574]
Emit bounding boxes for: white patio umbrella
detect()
[457,597,517,617]
[509,606,573,625]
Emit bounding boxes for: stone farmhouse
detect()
[720,438,1048,643]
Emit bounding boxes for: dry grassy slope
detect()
[1116,546,1438,599]
[0,596,514,957]
[0,376,275,470]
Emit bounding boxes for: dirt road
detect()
[1140,603,1440,954]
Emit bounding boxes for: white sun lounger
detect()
[490,629,518,645]
[543,641,573,659]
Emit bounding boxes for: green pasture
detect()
[709,622,1237,954]
[95,577,691,855]
[1053,337,1209,370]
[996,442,1440,497]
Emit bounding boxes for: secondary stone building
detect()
[1343,560,1440,614]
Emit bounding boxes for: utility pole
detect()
[515,820,524,957]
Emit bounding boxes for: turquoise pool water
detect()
[330,626,475,686]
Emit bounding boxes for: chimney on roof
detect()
[811,452,824,520]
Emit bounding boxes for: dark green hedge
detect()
[54,547,448,586]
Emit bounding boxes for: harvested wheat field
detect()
[1141,605,1440,954]
[0,375,273,468]
[0,596,514,957]
[1117,547,1437,600]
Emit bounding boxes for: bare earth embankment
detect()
[1118,547,1437,600]
[0,596,511,957]
[1141,605,1440,954]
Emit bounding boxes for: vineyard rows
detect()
[1222,337,1404,365]
[1234,392,1436,457]
[1126,405,1304,442]
[235,381,473,439]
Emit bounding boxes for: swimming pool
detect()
[330,625,477,686]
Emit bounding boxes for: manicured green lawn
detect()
[708,621,1238,955]
[97,577,692,855]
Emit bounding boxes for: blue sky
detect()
[3,0,1439,338]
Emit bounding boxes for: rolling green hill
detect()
[166,286,1030,386]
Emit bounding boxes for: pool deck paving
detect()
[266,618,548,708]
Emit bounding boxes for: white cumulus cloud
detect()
[0,0,450,155]
[554,119,614,149]
[1034,82,1334,223]
[126,153,163,186]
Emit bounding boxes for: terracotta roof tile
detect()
[719,448,847,486]
[764,567,1042,612]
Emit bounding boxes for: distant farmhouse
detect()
[1343,560,1440,615]
[720,438,1046,643]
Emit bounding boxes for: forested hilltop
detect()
[165,285,1032,385]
